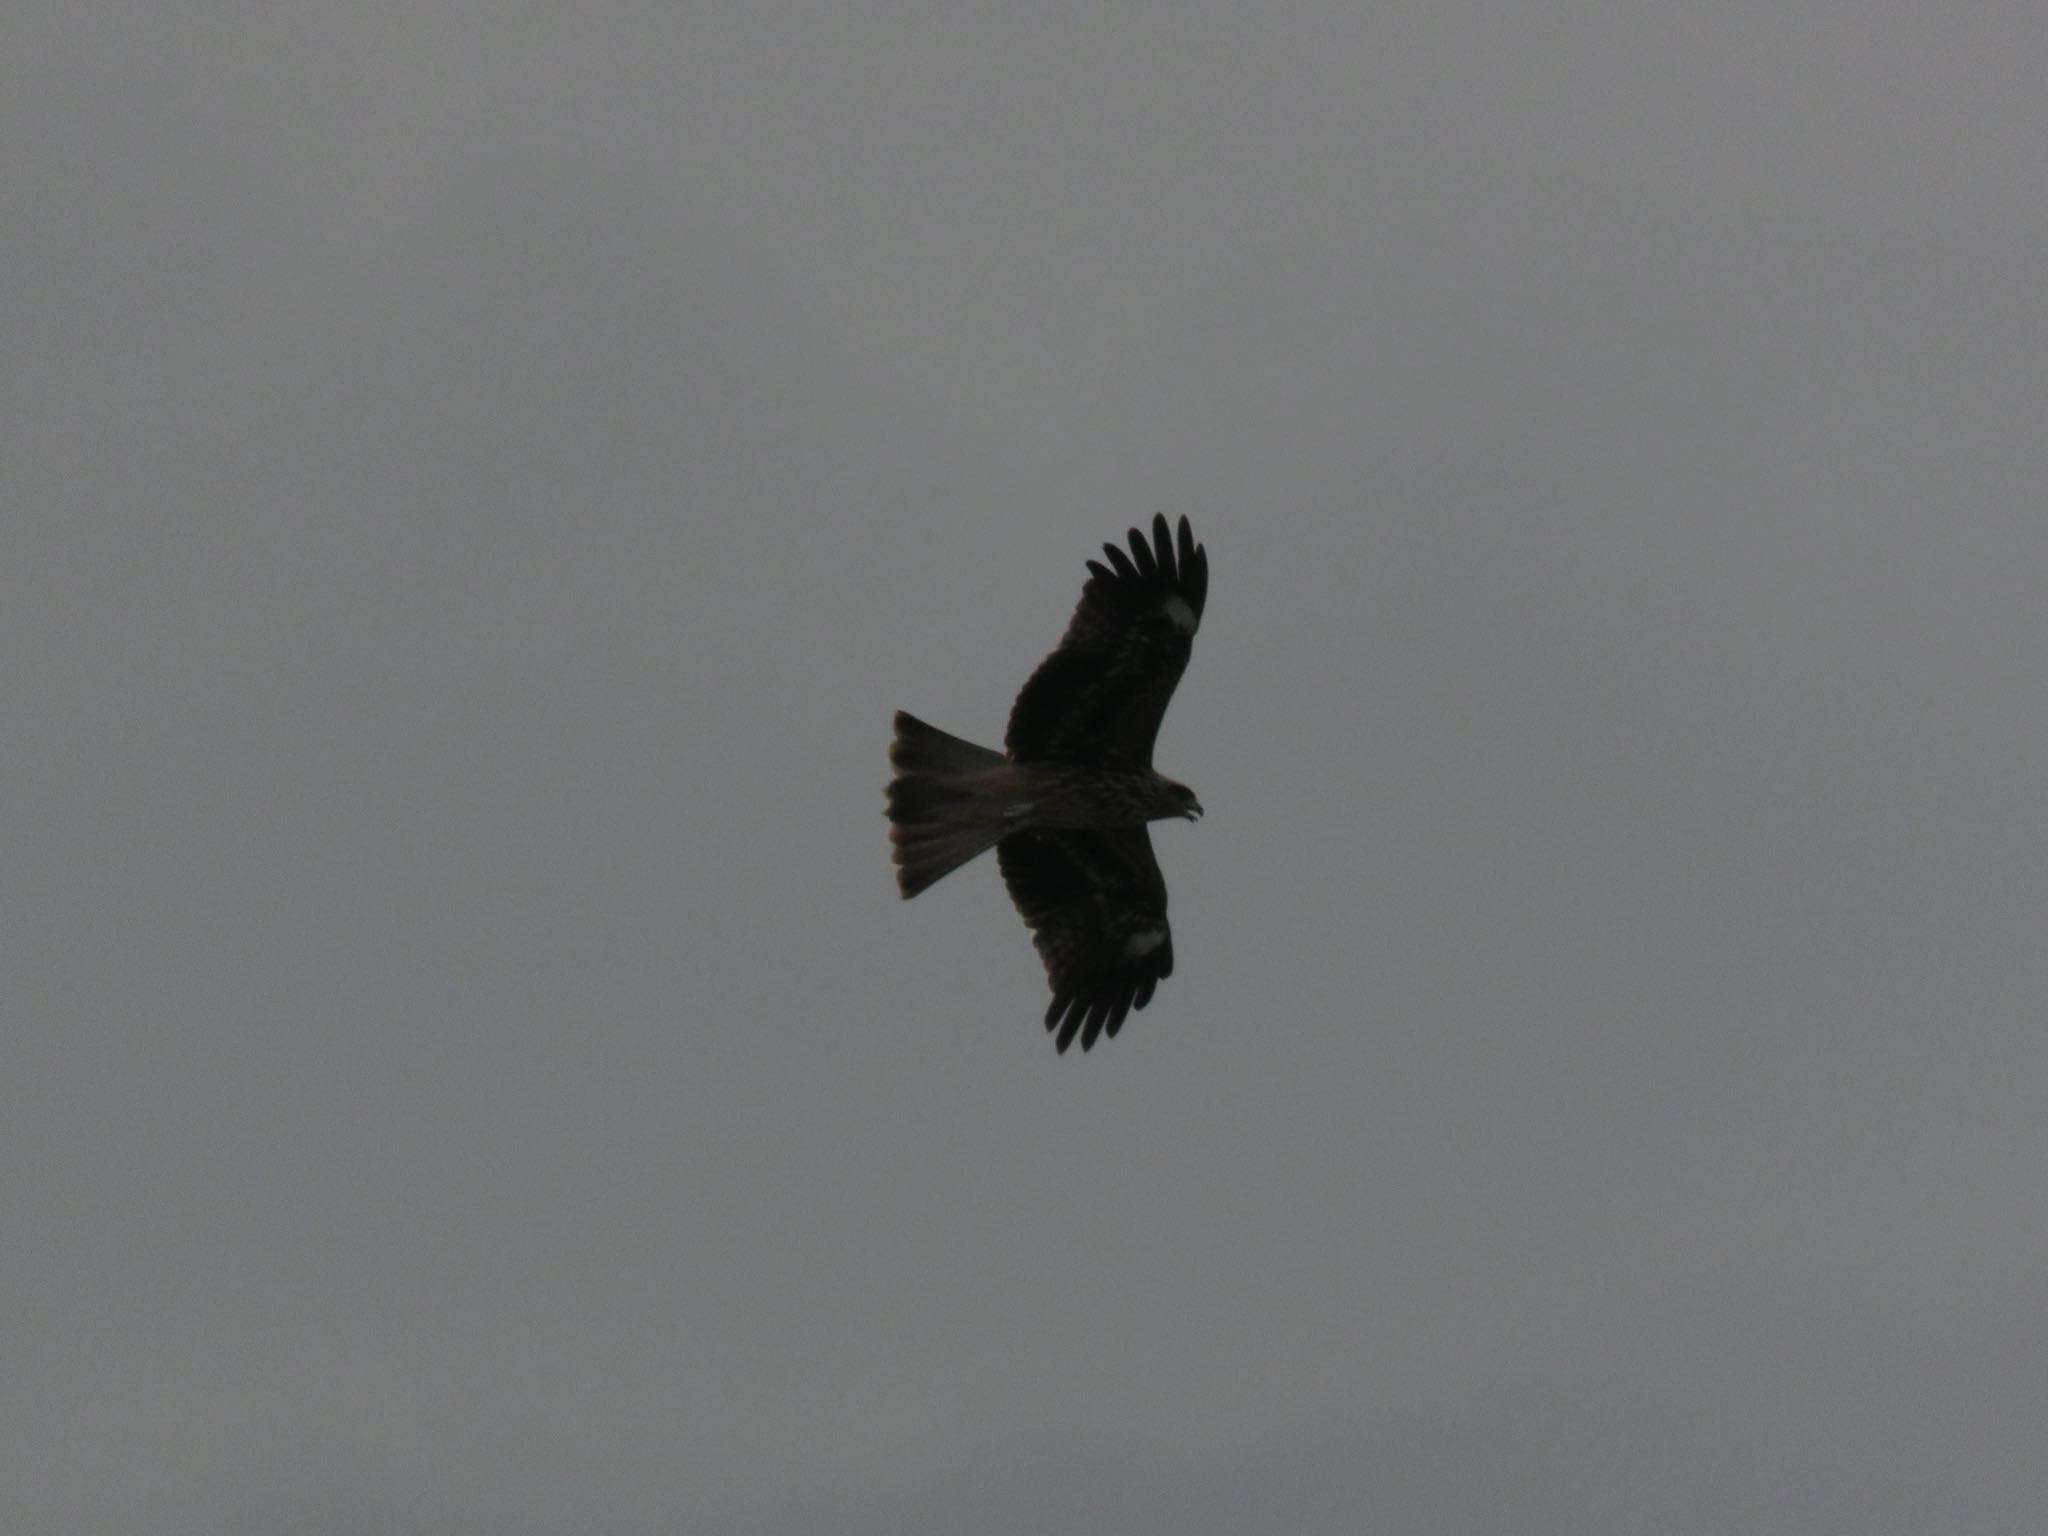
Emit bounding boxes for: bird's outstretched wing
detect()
[997,827,1174,1053]
[1005,514,1208,767]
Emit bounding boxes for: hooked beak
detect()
[1183,801,1205,822]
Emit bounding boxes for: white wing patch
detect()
[1160,596,1198,635]
[1123,928,1168,958]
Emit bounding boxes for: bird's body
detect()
[886,514,1208,1052]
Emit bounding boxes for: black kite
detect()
[887,515,1208,1052]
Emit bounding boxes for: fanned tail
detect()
[887,711,1012,897]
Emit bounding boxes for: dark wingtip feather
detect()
[1045,990,1074,1052]
[1101,543,1139,582]
[1105,992,1134,1038]
[1183,526,1208,619]
[1127,524,1158,578]
[1078,1000,1107,1051]
[1053,1002,1082,1053]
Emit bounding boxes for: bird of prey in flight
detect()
[887,515,1208,1052]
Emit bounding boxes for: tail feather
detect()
[891,824,1005,899]
[889,711,1008,778]
[887,711,1011,897]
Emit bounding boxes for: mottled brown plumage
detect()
[886,515,1208,1052]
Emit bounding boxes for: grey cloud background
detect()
[5,3,2046,1531]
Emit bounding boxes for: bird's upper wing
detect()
[1004,514,1208,766]
[997,826,1174,1053]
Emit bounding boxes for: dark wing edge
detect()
[996,827,1174,1053]
[1004,514,1209,766]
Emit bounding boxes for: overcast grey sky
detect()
[6,3,2048,1531]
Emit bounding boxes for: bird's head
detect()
[1159,778,1204,822]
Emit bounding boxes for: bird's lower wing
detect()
[996,827,1174,1052]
